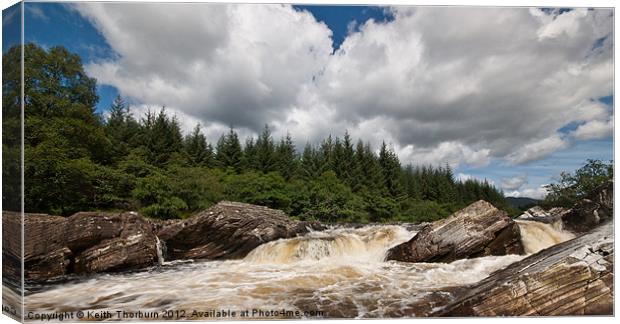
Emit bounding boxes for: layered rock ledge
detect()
[3,211,159,282]
[386,200,524,263]
[3,202,323,281]
[158,201,322,260]
[434,221,613,316]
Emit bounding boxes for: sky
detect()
[2,2,614,199]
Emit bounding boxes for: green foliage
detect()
[5,43,514,223]
[223,171,292,212]
[184,124,214,167]
[301,171,366,223]
[215,127,243,172]
[396,200,452,223]
[132,172,188,219]
[544,159,613,208]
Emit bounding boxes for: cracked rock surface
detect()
[434,222,613,316]
[2,211,159,282]
[386,200,524,263]
[158,201,323,260]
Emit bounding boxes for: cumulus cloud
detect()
[501,174,528,191]
[571,118,614,140]
[505,134,570,165]
[506,185,549,199]
[74,4,613,167]
[76,3,333,133]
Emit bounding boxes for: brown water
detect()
[516,220,575,254]
[23,223,573,320]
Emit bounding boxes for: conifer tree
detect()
[184,124,213,167]
[275,133,297,180]
[215,127,243,172]
[255,125,276,173]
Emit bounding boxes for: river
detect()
[22,221,573,319]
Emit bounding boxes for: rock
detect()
[72,213,159,273]
[521,181,614,233]
[386,200,523,263]
[562,180,613,233]
[2,210,159,281]
[517,206,570,223]
[159,201,313,260]
[434,222,613,316]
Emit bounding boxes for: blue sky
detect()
[3,2,614,199]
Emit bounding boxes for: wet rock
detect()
[386,200,523,263]
[517,206,570,224]
[73,213,159,273]
[434,222,613,316]
[562,180,613,233]
[159,201,314,260]
[2,211,159,281]
[519,181,613,233]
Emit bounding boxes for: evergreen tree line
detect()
[3,43,509,222]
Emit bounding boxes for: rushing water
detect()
[516,220,575,254]
[23,222,573,319]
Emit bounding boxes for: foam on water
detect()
[25,223,571,318]
[516,220,575,254]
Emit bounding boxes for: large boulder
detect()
[386,200,523,263]
[71,212,160,274]
[434,222,613,316]
[2,211,159,281]
[159,201,319,260]
[562,180,613,233]
[517,180,613,234]
[517,206,570,224]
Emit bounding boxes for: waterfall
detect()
[155,236,166,266]
[244,225,413,264]
[26,224,529,318]
[516,220,575,254]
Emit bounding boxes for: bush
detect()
[132,172,187,219]
[544,159,613,208]
[222,171,292,212]
[396,200,452,223]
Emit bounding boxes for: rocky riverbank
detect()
[3,184,614,317]
[2,201,322,282]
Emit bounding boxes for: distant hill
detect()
[505,197,540,209]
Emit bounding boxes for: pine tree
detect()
[299,143,320,180]
[275,132,297,180]
[105,96,139,162]
[255,125,276,173]
[137,107,184,168]
[242,137,257,171]
[215,127,243,172]
[379,141,405,199]
[318,135,335,174]
[184,124,213,167]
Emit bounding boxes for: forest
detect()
[4,43,515,222]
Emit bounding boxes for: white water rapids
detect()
[23,222,573,319]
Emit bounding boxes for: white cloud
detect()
[396,141,491,168]
[75,4,613,167]
[77,3,333,133]
[505,134,570,165]
[456,173,473,182]
[571,118,613,140]
[501,174,528,191]
[27,5,50,21]
[506,185,549,199]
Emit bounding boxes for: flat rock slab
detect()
[434,222,613,316]
[159,201,318,260]
[386,200,523,263]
